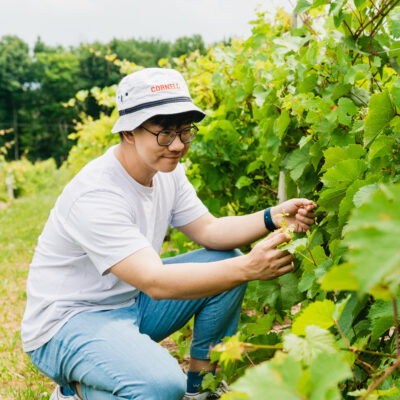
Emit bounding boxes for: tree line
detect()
[0,34,206,164]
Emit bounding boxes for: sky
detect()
[0,0,295,49]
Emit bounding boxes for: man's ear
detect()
[122,131,135,143]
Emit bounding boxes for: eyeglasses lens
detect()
[158,127,197,146]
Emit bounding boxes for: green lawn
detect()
[0,173,69,399]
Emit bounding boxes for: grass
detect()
[0,172,69,399]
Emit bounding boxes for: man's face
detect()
[131,122,192,173]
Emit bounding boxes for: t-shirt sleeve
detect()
[64,190,151,275]
[170,164,208,228]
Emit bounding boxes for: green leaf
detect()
[368,135,396,162]
[338,98,357,126]
[322,145,365,172]
[279,238,308,254]
[286,143,312,181]
[353,183,378,208]
[301,245,327,273]
[274,109,291,139]
[246,160,263,174]
[244,314,275,337]
[344,183,400,294]
[253,85,268,107]
[364,90,396,146]
[295,0,312,14]
[280,273,304,310]
[213,334,244,366]
[368,298,400,321]
[297,73,318,94]
[370,316,394,341]
[298,272,315,292]
[338,180,370,228]
[235,176,253,189]
[321,159,367,188]
[321,263,359,291]
[283,326,337,365]
[292,300,336,335]
[309,353,352,400]
[388,8,400,38]
[231,353,304,400]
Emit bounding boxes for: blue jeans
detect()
[28,249,247,400]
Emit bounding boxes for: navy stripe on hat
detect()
[119,96,192,116]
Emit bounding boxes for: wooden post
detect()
[277,171,287,204]
[6,169,14,201]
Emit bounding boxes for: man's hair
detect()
[119,111,200,141]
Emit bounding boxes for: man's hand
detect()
[271,198,317,233]
[246,229,294,281]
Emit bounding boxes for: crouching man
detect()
[21,68,316,400]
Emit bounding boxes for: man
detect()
[21,68,316,400]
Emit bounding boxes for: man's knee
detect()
[119,367,186,400]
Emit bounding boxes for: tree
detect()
[170,34,205,58]
[0,35,32,160]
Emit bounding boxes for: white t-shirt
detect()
[21,145,208,352]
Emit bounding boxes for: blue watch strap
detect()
[264,207,276,232]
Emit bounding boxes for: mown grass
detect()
[0,172,69,399]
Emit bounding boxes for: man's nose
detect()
[168,134,185,151]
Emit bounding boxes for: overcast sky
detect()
[0,0,295,49]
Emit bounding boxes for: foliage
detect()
[0,156,58,201]
[171,2,400,398]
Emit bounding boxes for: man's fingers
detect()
[267,228,283,238]
[294,198,317,209]
[276,262,294,277]
[296,214,315,226]
[275,254,294,266]
[298,208,316,218]
[264,232,292,249]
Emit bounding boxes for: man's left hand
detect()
[271,198,317,233]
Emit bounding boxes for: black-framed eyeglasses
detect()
[140,124,199,146]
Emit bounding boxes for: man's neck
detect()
[114,144,155,187]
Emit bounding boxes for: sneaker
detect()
[50,385,80,400]
[182,380,230,399]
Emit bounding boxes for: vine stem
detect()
[335,320,351,348]
[244,351,256,367]
[307,248,317,266]
[359,359,400,400]
[342,348,398,359]
[392,296,399,358]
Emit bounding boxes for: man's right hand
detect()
[245,229,294,281]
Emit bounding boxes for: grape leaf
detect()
[231,353,304,400]
[338,98,357,126]
[292,300,336,335]
[321,262,359,291]
[286,143,312,181]
[235,176,253,189]
[321,159,367,188]
[295,0,312,13]
[338,180,371,228]
[352,183,378,208]
[284,326,337,365]
[364,90,396,146]
[344,184,400,294]
[309,352,352,400]
[371,316,394,342]
[322,144,365,172]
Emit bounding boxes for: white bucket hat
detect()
[111,68,206,133]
